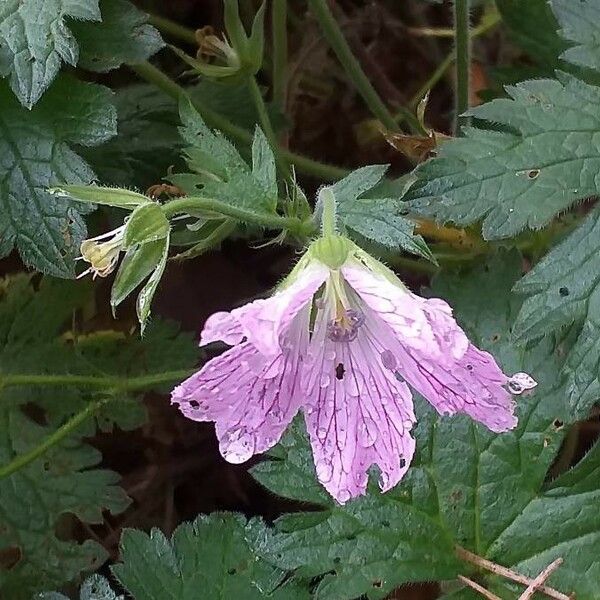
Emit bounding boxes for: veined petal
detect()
[172,308,309,462]
[342,264,466,358]
[303,304,415,504]
[200,262,327,355]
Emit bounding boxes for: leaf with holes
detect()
[249,253,592,599]
[0,274,199,598]
[112,513,310,600]
[0,75,116,277]
[406,72,600,240]
[0,0,100,107]
[170,98,278,218]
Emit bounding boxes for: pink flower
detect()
[171,236,536,504]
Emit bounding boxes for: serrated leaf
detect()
[328,165,433,259]
[407,73,600,240]
[0,0,101,107]
[249,253,585,599]
[0,75,116,277]
[0,274,199,598]
[513,207,600,416]
[73,0,163,72]
[550,0,600,72]
[172,98,278,217]
[37,574,124,600]
[112,513,309,599]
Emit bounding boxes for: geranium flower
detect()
[171,235,536,503]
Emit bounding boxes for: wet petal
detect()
[303,306,415,504]
[199,262,327,356]
[172,310,309,462]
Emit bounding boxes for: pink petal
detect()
[200,263,327,355]
[172,308,309,462]
[303,306,415,504]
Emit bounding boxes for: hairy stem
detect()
[130,62,349,181]
[0,398,110,480]
[272,0,288,112]
[248,76,291,178]
[148,13,197,45]
[453,0,471,133]
[1,369,194,391]
[307,0,398,131]
[162,196,316,237]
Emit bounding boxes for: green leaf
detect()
[112,513,310,599]
[72,0,163,72]
[0,0,100,107]
[172,98,278,216]
[328,165,433,260]
[550,0,600,72]
[0,274,200,598]
[0,75,116,277]
[407,73,600,240]
[38,574,125,600]
[496,0,567,68]
[513,207,600,417]
[249,252,586,599]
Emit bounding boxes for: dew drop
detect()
[337,489,351,503]
[317,427,328,440]
[358,418,378,448]
[507,372,537,395]
[316,460,333,481]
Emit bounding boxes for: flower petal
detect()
[342,264,469,359]
[172,309,309,462]
[200,262,327,355]
[303,305,415,504]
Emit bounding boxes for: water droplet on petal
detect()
[305,405,314,415]
[320,373,331,388]
[316,460,333,481]
[317,427,328,440]
[337,489,351,503]
[358,418,378,448]
[508,372,537,395]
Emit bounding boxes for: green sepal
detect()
[123,202,170,249]
[110,239,166,312]
[50,185,149,209]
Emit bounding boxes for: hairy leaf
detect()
[112,513,309,599]
[0,76,116,277]
[329,165,433,260]
[249,253,586,599]
[0,0,100,107]
[73,0,163,72]
[550,0,600,72]
[0,274,199,597]
[171,99,278,217]
[407,73,600,240]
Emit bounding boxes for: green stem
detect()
[272,0,288,112]
[319,188,337,236]
[307,0,398,131]
[453,0,471,133]
[130,62,349,181]
[163,196,316,237]
[0,369,194,391]
[148,13,197,45]
[248,76,291,178]
[0,398,110,480]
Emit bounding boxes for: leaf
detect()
[513,207,600,417]
[328,165,433,260]
[0,0,100,107]
[112,513,310,600]
[171,98,278,217]
[0,75,116,277]
[406,73,600,240]
[0,274,200,598]
[38,574,125,600]
[550,0,600,72]
[496,0,567,68]
[249,252,587,599]
[72,0,163,72]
